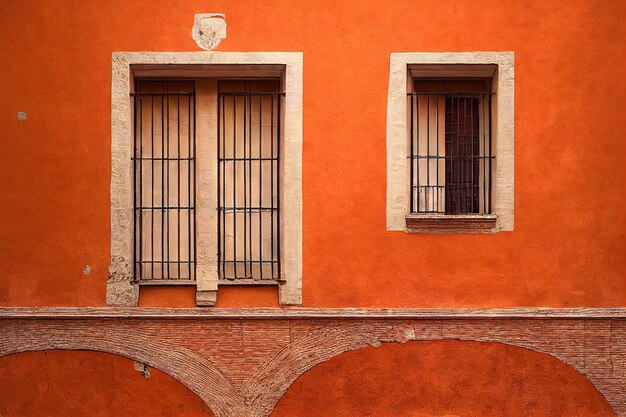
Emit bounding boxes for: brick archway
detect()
[240,319,625,417]
[0,320,237,417]
[1,307,624,417]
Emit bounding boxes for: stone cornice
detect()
[1,307,625,320]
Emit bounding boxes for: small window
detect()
[385,53,514,234]
[408,80,493,216]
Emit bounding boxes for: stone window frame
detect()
[108,52,303,306]
[386,52,514,233]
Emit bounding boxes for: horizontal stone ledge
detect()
[0,307,625,320]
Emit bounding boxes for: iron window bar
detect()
[132,81,196,283]
[408,92,494,215]
[217,90,283,282]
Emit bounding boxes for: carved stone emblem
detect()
[192,13,226,51]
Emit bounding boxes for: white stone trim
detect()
[278,57,303,305]
[109,52,303,306]
[195,79,219,305]
[386,52,514,232]
[3,307,626,319]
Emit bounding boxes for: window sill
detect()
[136,280,197,286]
[218,279,284,286]
[405,214,497,234]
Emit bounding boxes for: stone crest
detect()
[192,13,227,51]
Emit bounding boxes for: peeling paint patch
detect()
[16,112,27,120]
[82,265,90,275]
[133,361,151,379]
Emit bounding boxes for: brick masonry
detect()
[0,308,624,417]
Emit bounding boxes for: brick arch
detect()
[240,321,622,417]
[1,310,624,417]
[0,320,242,417]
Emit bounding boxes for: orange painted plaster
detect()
[0,0,623,307]
[273,341,616,417]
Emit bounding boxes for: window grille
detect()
[132,81,196,283]
[409,83,493,215]
[217,81,282,281]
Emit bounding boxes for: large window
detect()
[131,80,283,285]
[109,53,303,306]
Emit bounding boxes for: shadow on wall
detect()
[271,340,616,417]
[0,350,215,417]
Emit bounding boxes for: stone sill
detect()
[406,214,497,233]
[137,280,196,286]
[218,279,283,286]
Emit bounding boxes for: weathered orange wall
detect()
[0,343,616,417]
[0,1,624,414]
[0,350,214,417]
[273,341,616,417]
[0,0,624,308]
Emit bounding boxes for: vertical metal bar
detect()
[217,93,221,280]
[222,95,227,280]
[241,93,248,278]
[187,93,192,280]
[462,96,466,213]
[233,95,237,279]
[133,95,137,282]
[246,95,251,277]
[177,94,181,279]
[258,95,263,279]
[457,96,461,214]
[270,93,275,279]
[165,87,170,279]
[482,95,486,214]
[447,96,453,215]
[469,98,474,213]
[192,87,197,281]
[435,96,439,212]
[444,96,450,214]
[138,96,143,281]
[465,98,469,213]
[150,95,155,280]
[161,89,165,279]
[409,95,415,213]
[426,96,430,212]
[409,94,414,213]
[276,93,281,280]
[488,94,493,214]
[416,95,420,213]
[457,97,465,213]
[472,96,480,213]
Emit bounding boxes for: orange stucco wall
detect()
[273,341,616,417]
[0,1,624,415]
[0,342,616,417]
[0,0,624,308]
[0,350,214,417]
